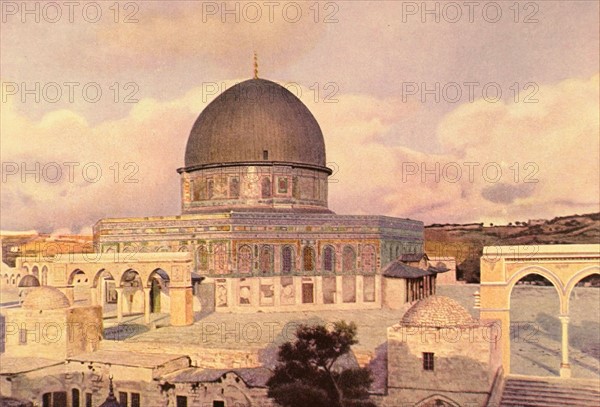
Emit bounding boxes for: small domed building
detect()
[1,286,102,360]
[381,296,502,407]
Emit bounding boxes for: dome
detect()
[182,78,329,173]
[401,296,476,328]
[18,274,41,288]
[22,286,70,310]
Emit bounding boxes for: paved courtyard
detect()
[2,283,598,379]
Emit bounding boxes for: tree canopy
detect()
[267,321,376,407]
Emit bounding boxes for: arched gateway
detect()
[479,244,600,377]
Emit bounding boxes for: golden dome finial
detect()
[253,51,258,79]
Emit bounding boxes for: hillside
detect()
[425,213,600,282]
[1,233,94,268]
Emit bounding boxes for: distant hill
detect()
[425,213,600,283]
[1,233,94,268]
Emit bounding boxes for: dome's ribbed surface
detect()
[22,286,70,310]
[401,296,476,327]
[184,78,327,171]
[18,274,41,288]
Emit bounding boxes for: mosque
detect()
[7,72,446,325]
[91,74,437,317]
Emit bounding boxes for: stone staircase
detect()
[499,376,600,407]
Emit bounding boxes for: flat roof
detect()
[0,356,63,375]
[67,350,189,369]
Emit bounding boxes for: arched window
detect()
[342,246,356,272]
[259,246,273,274]
[72,388,80,407]
[197,245,208,271]
[303,247,315,272]
[362,245,376,273]
[238,245,252,274]
[261,177,272,198]
[323,246,335,272]
[282,246,293,274]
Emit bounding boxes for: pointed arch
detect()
[565,265,600,297]
[92,268,114,288]
[238,245,253,274]
[120,269,142,288]
[282,246,294,274]
[259,245,273,274]
[303,246,315,272]
[214,242,229,274]
[197,244,209,271]
[342,246,356,272]
[147,268,170,287]
[68,269,87,285]
[323,245,335,272]
[362,244,376,273]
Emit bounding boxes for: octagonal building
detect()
[92,77,426,314]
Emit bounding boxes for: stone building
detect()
[1,348,274,407]
[1,287,102,360]
[380,295,502,407]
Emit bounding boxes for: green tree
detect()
[267,321,376,407]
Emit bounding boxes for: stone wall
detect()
[166,372,276,407]
[209,274,381,312]
[102,340,263,369]
[383,321,500,406]
[382,277,406,309]
[2,305,102,360]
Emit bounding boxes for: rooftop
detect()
[162,367,273,388]
[67,350,189,369]
[401,295,477,328]
[0,356,63,375]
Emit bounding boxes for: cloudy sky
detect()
[1,0,599,233]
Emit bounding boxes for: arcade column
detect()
[115,287,124,322]
[170,286,194,326]
[143,288,151,324]
[559,315,571,378]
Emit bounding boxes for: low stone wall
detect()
[101,340,262,369]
